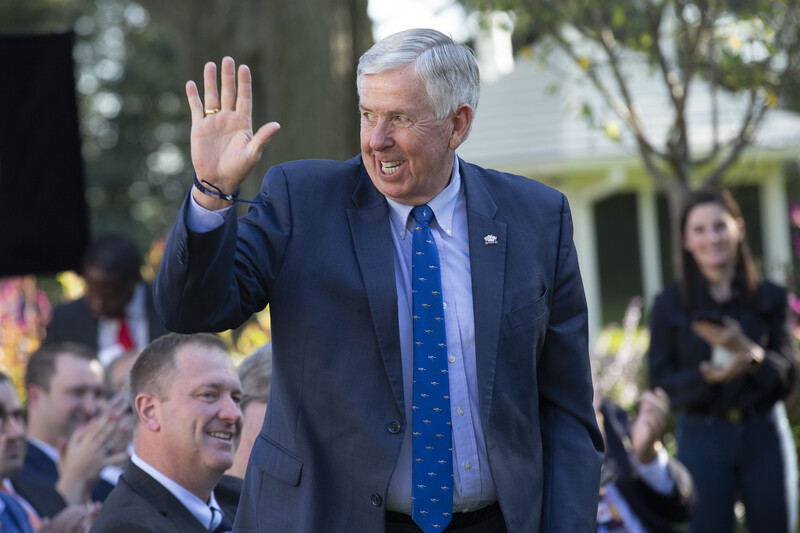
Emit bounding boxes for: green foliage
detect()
[462,0,800,185]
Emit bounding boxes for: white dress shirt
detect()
[131,453,225,530]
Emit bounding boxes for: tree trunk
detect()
[664,184,691,282]
[137,0,373,199]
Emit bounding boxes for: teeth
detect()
[381,160,402,175]
[209,432,232,440]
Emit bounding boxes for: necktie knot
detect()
[411,205,434,226]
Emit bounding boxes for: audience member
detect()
[90,333,242,533]
[99,349,138,491]
[649,189,798,532]
[595,387,696,532]
[45,235,169,367]
[14,343,129,505]
[215,343,272,521]
[225,343,271,480]
[0,372,100,532]
[104,350,138,396]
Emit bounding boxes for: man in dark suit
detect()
[154,28,603,532]
[0,372,100,530]
[45,234,169,367]
[15,343,129,506]
[597,389,696,532]
[90,333,242,533]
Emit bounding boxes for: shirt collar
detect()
[131,452,219,528]
[385,156,461,239]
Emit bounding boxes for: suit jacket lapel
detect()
[122,462,209,532]
[347,165,405,416]
[461,159,507,429]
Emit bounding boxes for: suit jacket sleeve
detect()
[537,194,604,532]
[154,166,292,333]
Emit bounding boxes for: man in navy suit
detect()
[155,28,603,532]
[15,343,130,506]
[90,333,241,533]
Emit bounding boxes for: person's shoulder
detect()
[263,156,363,198]
[655,281,681,298]
[461,158,561,198]
[757,279,788,310]
[652,281,682,311]
[51,295,90,314]
[90,484,155,533]
[272,156,362,180]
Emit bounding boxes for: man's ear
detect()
[448,103,474,151]
[135,393,161,432]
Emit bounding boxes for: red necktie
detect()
[117,314,134,350]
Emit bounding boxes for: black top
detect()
[648,280,796,416]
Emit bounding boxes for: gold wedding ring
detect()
[204,107,221,116]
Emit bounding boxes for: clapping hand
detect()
[186,56,280,210]
[630,388,670,464]
[39,502,101,533]
[692,317,764,384]
[55,393,132,505]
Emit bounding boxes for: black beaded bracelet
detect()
[193,174,241,201]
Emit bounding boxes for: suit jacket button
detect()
[386,421,401,434]
[371,493,383,507]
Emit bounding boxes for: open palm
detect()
[186,57,280,198]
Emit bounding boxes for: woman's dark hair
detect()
[679,188,759,312]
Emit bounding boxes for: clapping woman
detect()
[648,189,797,533]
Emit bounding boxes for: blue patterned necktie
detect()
[410,205,453,532]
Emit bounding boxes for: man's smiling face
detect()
[359,66,461,206]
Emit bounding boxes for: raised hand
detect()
[55,395,132,505]
[630,388,670,464]
[185,56,281,210]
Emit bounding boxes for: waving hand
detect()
[186,56,280,210]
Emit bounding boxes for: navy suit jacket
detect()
[12,441,114,503]
[154,156,603,532]
[45,282,169,352]
[9,475,67,519]
[90,461,236,533]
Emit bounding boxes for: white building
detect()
[458,27,800,337]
